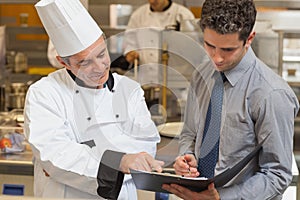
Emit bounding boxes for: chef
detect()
[113,0,195,85]
[24,0,164,199]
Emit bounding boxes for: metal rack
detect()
[274,29,300,76]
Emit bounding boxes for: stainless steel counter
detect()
[0,151,33,176]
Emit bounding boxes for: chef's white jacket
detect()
[24,69,160,199]
[123,2,195,85]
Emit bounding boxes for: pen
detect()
[183,159,191,176]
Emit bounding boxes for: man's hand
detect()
[120,152,164,174]
[162,183,220,200]
[125,51,139,63]
[173,154,199,177]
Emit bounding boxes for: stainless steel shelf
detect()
[273,28,300,77]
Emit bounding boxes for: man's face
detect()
[148,0,168,12]
[63,36,111,88]
[203,28,254,72]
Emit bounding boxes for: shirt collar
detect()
[223,47,256,87]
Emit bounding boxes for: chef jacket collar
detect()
[66,69,114,91]
[150,0,172,12]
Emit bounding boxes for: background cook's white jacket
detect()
[24,69,160,199]
[123,3,195,84]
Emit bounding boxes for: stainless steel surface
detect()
[6,82,28,110]
[0,149,32,176]
[254,11,300,77]
[9,82,27,94]
[7,93,26,110]
[0,109,24,131]
[0,73,41,112]
[257,11,300,31]
[252,33,279,73]
[0,109,32,176]
[273,29,300,79]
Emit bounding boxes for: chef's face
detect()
[203,28,255,72]
[60,36,110,88]
[148,0,169,12]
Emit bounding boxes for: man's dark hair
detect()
[199,0,257,44]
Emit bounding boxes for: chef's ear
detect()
[56,56,70,69]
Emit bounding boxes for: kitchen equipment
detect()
[7,83,28,111]
[0,85,5,112]
[134,58,138,81]
[0,26,5,81]
[7,93,26,111]
[14,52,28,73]
[5,51,28,73]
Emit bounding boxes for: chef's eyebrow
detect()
[97,48,107,57]
[76,48,107,65]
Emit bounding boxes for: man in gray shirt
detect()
[162,0,299,199]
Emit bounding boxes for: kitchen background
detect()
[0,0,300,198]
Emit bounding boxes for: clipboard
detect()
[131,134,269,193]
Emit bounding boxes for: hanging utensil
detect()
[134,58,138,81]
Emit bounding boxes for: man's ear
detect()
[245,31,256,48]
[56,56,70,70]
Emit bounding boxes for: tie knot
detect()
[220,72,227,82]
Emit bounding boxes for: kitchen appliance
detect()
[7,82,28,111]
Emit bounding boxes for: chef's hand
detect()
[125,51,139,63]
[120,152,164,174]
[162,183,220,200]
[173,154,199,177]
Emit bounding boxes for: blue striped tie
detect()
[198,72,225,178]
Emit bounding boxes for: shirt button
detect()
[87,117,91,121]
[115,114,119,118]
[75,90,79,94]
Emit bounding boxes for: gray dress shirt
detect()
[179,47,299,199]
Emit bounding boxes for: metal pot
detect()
[7,82,28,110]
[7,93,26,110]
[10,82,28,94]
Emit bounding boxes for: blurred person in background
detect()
[111,0,195,76]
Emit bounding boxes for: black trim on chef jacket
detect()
[97,150,125,199]
[67,69,114,91]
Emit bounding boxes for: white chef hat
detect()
[35,0,103,57]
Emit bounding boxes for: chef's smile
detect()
[64,36,111,88]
